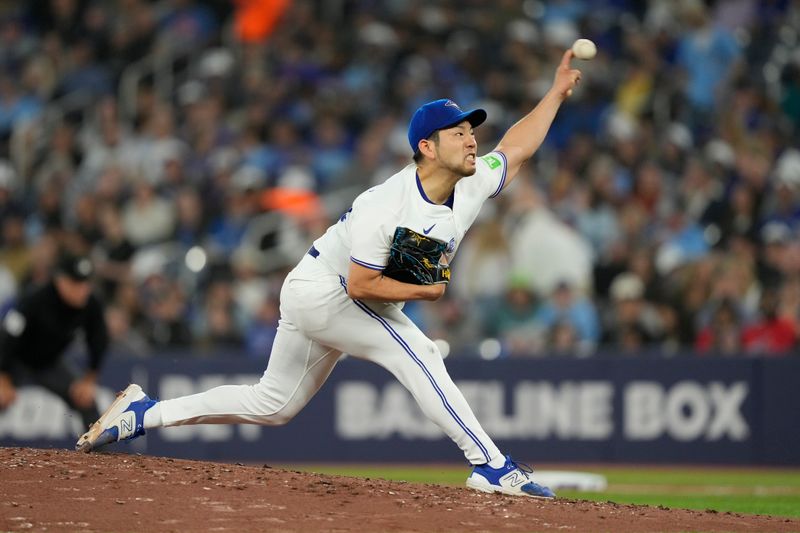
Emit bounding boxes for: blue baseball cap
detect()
[408,99,487,153]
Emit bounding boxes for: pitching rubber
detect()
[75,384,145,453]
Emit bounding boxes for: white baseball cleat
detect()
[467,456,556,498]
[75,384,155,453]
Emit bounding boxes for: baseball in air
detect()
[572,38,597,60]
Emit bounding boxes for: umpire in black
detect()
[0,252,109,430]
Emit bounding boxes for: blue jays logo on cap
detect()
[408,99,487,153]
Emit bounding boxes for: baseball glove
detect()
[382,227,450,285]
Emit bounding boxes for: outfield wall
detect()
[1,357,799,465]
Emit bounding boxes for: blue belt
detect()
[308,245,320,258]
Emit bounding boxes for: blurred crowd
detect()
[0,0,798,360]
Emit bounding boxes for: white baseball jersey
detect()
[156,151,509,466]
[311,151,509,285]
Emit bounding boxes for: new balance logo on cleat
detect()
[75,384,156,453]
[466,456,555,499]
[503,471,527,488]
[118,413,135,438]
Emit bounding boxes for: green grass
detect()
[291,464,800,518]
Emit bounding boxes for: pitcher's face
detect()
[433,121,478,176]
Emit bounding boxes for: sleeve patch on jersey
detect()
[3,309,26,337]
[489,151,508,198]
[481,154,502,170]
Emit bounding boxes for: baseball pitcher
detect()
[77,49,583,499]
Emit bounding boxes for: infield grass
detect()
[293,464,800,518]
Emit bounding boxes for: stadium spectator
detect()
[121,178,176,247]
[172,186,206,248]
[450,218,511,309]
[93,203,136,299]
[533,280,600,355]
[674,0,741,133]
[695,298,744,356]
[602,272,664,353]
[548,320,580,356]
[105,303,151,359]
[0,77,41,139]
[192,277,246,351]
[138,272,192,349]
[243,295,280,360]
[485,278,542,358]
[0,212,31,284]
[742,288,797,356]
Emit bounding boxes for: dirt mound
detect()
[1,447,798,533]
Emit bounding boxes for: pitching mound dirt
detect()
[1,447,798,532]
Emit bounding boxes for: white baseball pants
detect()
[158,253,501,465]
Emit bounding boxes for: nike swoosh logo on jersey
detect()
[423,224,436,235]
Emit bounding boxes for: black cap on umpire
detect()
[56,253,94,282]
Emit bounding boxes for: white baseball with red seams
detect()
[572,38,597,60]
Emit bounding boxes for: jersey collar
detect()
[416,172,454,209]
